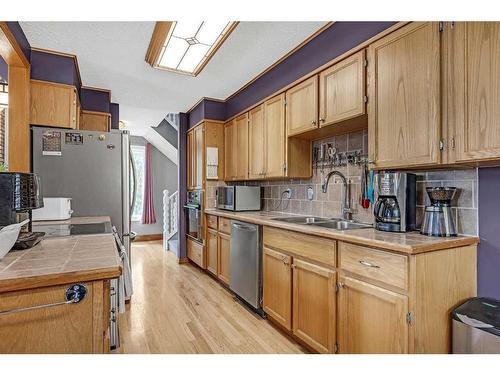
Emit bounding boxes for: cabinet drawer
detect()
[339,242,408,290]
[187,238,206,269]
[207,214,218,230]
[218,217,231,234]
[264,227,336,268]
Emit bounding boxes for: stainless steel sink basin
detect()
[310,220,372,230]
[271,216,330,224]
[271,216,372,230]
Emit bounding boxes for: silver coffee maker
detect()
[420,187,457,237]
[373,172,417,232]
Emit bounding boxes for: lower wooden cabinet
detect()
[206,228,218,276]
[337,275,409,354]
[0,280,111,353]
[263,247,292,330]
[292,259,336,354]
[187,238,206,269]
[217,232,231,285]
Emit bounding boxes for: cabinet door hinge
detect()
[334,343,339,354]
[439,139,445,151]
[406,312,413,325]
[439,21,444,33]
[363,95,368,103]
[284,99,287,106]
[283,163,287,171]
[364,59,368,68]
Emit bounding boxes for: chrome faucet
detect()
[321,170,353,220]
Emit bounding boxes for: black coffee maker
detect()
[373,172,417,232]
[0,172,45,248]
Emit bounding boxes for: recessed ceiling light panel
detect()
[146,21,238,76]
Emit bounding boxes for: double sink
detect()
[271,216,372,230]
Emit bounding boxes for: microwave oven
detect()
[216,186,261,211]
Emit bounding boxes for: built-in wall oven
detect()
[185,190,203,243]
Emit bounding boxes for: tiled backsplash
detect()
[206,129,479,236]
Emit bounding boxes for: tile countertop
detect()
[205,209,479,255]
[0,217,121,293]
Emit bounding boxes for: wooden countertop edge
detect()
[0,266,122,294]
[204,210,479,255]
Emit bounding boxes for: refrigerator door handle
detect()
[130,148,137,215]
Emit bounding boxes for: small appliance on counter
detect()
[0,172,45,250]
[32,197,73,221]
[421,187,457,237]
[216,186,261,211]
[373,171,416,232]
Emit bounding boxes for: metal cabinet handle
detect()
[319,118,325,123]
[311,120,317,126]
[0,284,87,316]
[282,257,290,266]
[359,260,380,268]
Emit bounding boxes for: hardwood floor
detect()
[117,240,306,354]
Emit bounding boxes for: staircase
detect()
[163,189,179,252]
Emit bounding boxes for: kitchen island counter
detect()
[0,216,120,293]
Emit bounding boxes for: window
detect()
[146,21,238,76]
[131,145,145,222]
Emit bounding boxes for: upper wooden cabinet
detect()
[248,104,265,179]
[188,121,225,190]
[79,110,110,132]
[264,94,287,178]
[224,113,248,180]
[445,22,500,163]
[319,50,366,127]
[338,275,409,354]
[30,80,79,129]
[368,22,441,169]
[286,76,319,137]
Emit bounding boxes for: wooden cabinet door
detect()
[292,259,336,353]
[264,94,286,178]
[368,22,441,169]
[30,80,77,129]
[248,105,265,179]
[263,247,292,330]
[224,120,237,180]
[286,75,318,137]
[217,232,231,285]
[193,124,204,189]
[337,276,409,354]
[79,111,111,132]
[187,131,194,189]
[0,282,103,353]
[235,113,249,180]
[319,50,366,127]
[447,22,500,162]
[206,228,218,276]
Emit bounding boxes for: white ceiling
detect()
[21,22,327,135]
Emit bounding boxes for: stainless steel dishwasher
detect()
[230,220,264,316]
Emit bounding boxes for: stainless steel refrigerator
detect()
[31,126,136,350]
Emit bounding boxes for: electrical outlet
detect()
[283,188,292,199]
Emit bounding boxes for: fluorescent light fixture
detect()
[149,21,238,76]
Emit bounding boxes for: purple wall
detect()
[188,99,226,128]
[0,56,7,83]
[110,103,119,129]
[178,113,188,259]
[6,22,31,63]
[226,22,396,118]
[81,88,110,113]
[478,168,500,299]
[30,50,80,88]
